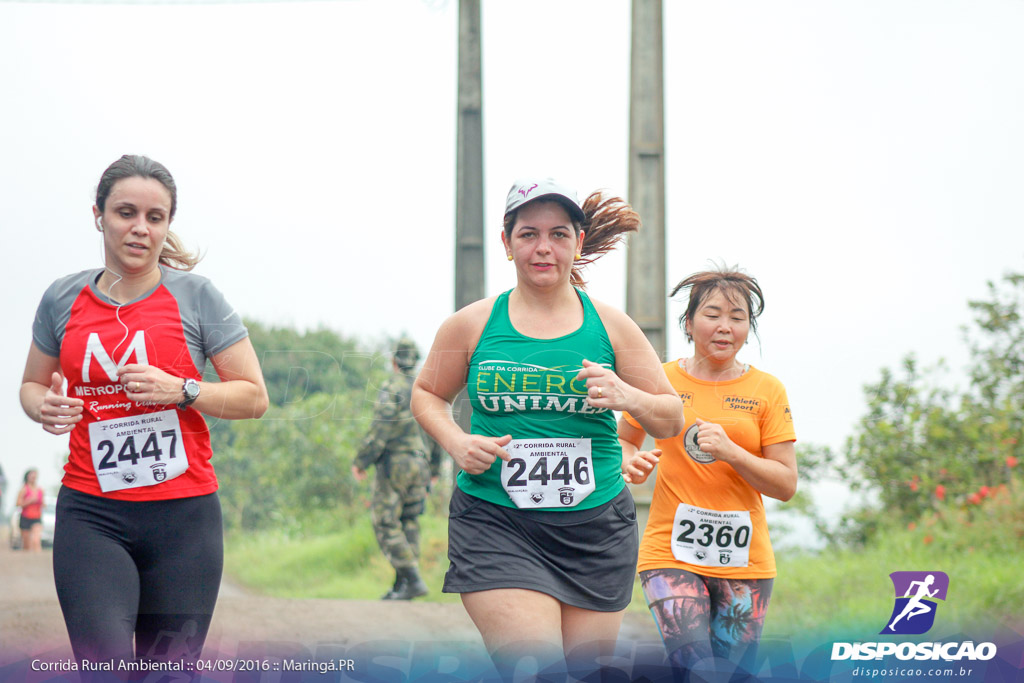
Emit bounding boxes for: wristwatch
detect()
[179,378,201,409]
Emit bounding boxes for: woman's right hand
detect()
[622,448,661,485]
[38,372,84,435]
[451,433,513,475]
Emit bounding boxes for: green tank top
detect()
[460,288,624,510]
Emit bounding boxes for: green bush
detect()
[769,471,1024,638]
[825,270,1024,544]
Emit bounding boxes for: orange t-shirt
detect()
[624,361,796,578]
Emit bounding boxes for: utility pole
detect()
[626,0,667,534]
[453,0,484,435]
[626,0,667,361]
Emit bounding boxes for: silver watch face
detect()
[184,379,200,400]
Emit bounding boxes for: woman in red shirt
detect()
[16,468,44,552]
[20,155,268,673]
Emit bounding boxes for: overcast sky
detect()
[2,0,1023,527]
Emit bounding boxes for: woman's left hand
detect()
[695,418,740,462]
[117,364,188,405]
[576,359,634,411]
[623,448,661,485]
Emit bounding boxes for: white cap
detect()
[504,178,585,223]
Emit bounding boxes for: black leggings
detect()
[53,486,223,667]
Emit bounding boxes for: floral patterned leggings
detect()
[640,568,774,672]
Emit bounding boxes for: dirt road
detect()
[0,531,663,680]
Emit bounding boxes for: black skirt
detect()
[443,485,639,611]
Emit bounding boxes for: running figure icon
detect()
[888,574,938,631]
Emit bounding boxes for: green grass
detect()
[225,496,462,603]
[225,483,1024,637]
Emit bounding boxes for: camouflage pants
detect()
[371,452,430,570]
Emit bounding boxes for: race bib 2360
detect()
[671,504,752,568]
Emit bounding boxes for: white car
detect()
[8,502,57,550]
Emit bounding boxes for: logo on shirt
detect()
[559,487,575,505]
[678,391,693,407]
[473,361,611,415]
[783,405,793,422]
[722,395,761,414]
[683,423,715,465]
[81,331,149,383]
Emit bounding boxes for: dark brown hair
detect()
[95,155,200,271]
[503,192,640,288]
[671,266,765,342]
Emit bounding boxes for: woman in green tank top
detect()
[412,178,685,675]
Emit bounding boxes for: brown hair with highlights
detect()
[95,155,201,271]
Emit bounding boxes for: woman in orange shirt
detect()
[619,267,797,677]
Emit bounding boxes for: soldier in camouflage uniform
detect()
[352,337,433,600]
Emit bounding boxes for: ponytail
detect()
[159,231,201,271]
[572,192,640,288]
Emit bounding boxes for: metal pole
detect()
[626,0,667,362]
[454,0,484,438]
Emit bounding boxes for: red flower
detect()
[1005,438,1018,445]
[909,481,919,491]
[1007,456,1019,468]
[923,535,934,545]
[908,522,917,531]
[934,485,946,501]
[968,493,982,505]
[979,485,990,498]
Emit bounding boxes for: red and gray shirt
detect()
[32,267,248,501]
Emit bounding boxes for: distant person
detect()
[619,267,797,678]
[19,155,268,674]
[16,469,44,552]
[412,178,684,675]
[0,463,7,521]
[352,336,435,600]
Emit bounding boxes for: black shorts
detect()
[19,515,41,530]
[443,485,639,611]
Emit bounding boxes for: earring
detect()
[507,254,514,261]
[96,217,104,232]
[574,253,582,261]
